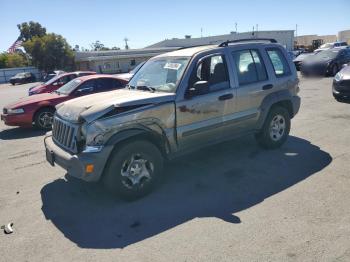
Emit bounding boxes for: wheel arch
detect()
[105,127,170,159]
[257,90,295,130]
[32,105,56,123]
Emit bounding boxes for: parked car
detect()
[1,75,128,129]
[115,61,145,81]
[9,72,36,85]
[42,70,65,82]
[314,41,348,53]
[333,63,350,101]
[301,47,350,76]
[44,38,300,200]
[28,71,96,96]
[293,52,314,71]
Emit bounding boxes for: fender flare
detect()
[105,126,170,156]
[256,89,294,130]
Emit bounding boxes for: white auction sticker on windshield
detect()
[164,62,182,70]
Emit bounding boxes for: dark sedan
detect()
[9,72,36,85]
[293,52,314,71]
[333,64,350,101]
[301,48,350,77]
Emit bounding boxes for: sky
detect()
[1,0,349,52]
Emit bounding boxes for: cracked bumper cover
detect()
[44,133,114,182]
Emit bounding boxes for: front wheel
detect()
[255,106,291,149]
[331,64,339,77]
[34,107,55,130]
[103,140,164,200]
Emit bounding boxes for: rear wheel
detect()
[34,107,55,130]
[255,106,290,149]
[103,140,163,200]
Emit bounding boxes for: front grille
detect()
[52,116,78,153]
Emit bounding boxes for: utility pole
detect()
[256,24,258,38]
[235,22,237,33]
[124,37,129,50]
[201,28,203,38]
[295,24,298,48]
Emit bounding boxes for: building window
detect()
[130,59,136,66]
[104,62,111,69]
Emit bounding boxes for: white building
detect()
[338,30,350,44]
[75,47,178,73]
[148,30,295,50]
[75,30,294,73]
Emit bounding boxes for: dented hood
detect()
[56,89,175,123]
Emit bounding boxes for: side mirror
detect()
[185,81,209,98]
[75,86,93,95]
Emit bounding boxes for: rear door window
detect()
[232,49,268,85]
[266,48,291,77]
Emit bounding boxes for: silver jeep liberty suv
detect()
[45,38,301,199]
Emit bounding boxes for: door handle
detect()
[218,94,234,101]
[262,84,273,90]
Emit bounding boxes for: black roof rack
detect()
[218,38,277,47]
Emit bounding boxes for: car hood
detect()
[29,83,47,92]
[339,65,350,77]
[303,56,332,65]
[4,93,68,109]
[56,89,175,123]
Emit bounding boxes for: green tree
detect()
[23,33,74,71]
[0,53,28,68]
[17,21,46,41]
[90,40,106,51]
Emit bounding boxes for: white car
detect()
[315,42,348,53]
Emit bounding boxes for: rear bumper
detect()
[44,134,113,182]
[1,113,33,127]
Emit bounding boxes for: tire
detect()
[103,140,164,200]
[255,106,291,149]
[34,107,55,130]
[331,64,339,77]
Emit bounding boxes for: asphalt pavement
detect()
[0,77,349,262]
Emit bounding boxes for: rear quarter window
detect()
[266,48,291,77]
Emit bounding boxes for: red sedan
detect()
[28,71,96,96]
[1,75,128,129]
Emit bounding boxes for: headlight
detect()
[334,72,343,81]
[7,108,24,114]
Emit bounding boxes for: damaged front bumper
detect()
[44,133,114,182]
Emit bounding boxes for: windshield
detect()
[128,56,190,93]
[15,73,25,77]
[130,62,145,74]
[56,79,82,95]
[320,43,332,49]
[315,49,339,60]
[44,74,61,85]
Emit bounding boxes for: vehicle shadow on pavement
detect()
[40,135,332,249]
[0,127,46,140]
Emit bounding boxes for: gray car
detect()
[44,38,301,200]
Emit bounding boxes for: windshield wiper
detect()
[136,85,155,92]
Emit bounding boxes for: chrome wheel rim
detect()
[120,154,154,189]
[38,111,54,129]
[269,114,286,142]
